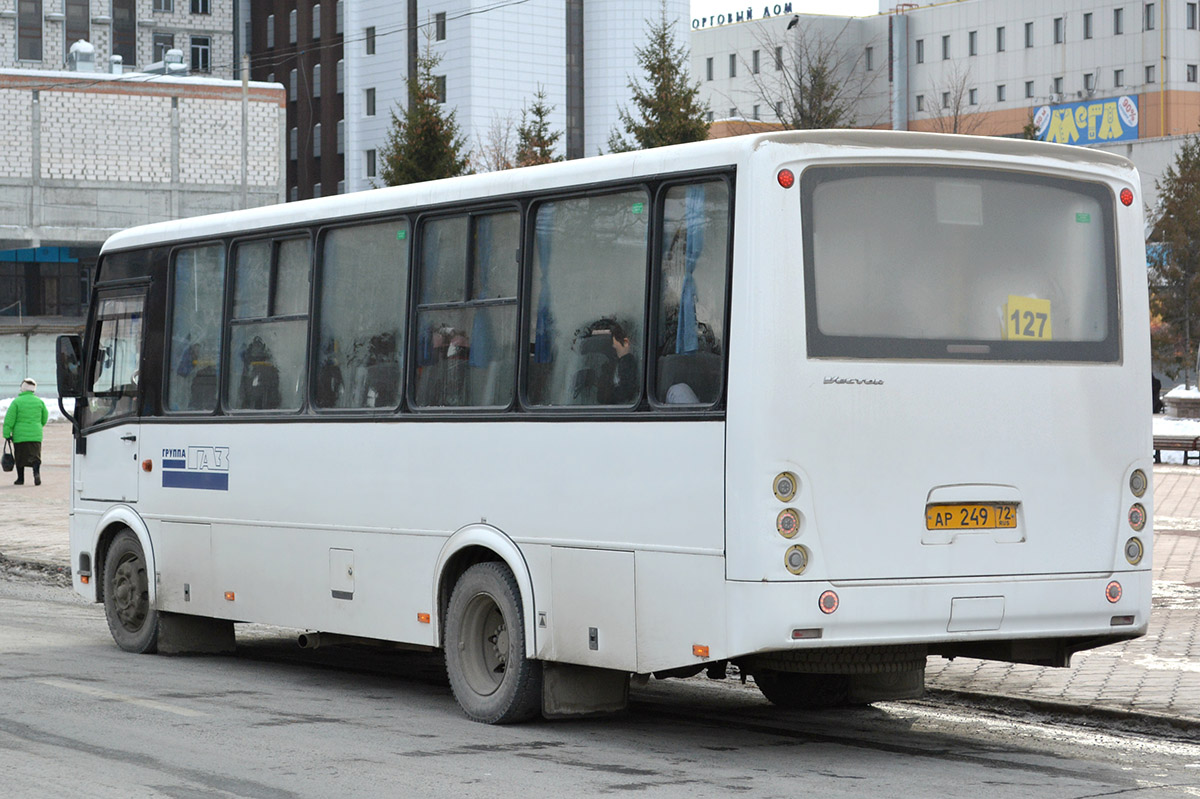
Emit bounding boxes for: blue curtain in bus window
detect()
[676,184,706,354]
[469,215,493,368]
[534,204,555,364]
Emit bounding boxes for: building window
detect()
[775,46,783,70]
[365,87,376,116]
[65,0,89,50]
[337,119,344,153]
[706,110,714,122]
[941,34,950,59]
[968,88,978,105]
[153,33,175,62]
[1115,8,1124,35]
[313,183,322,198]
[289,128,298,160]
[191,0,210,13]
[312,4,321,38]
[753,104,760,120]
[266,13,275,48]
[1084,72,1095,92]
[1114,68,1124,87]
[190,35,211,72]
[313,123,322,158]
[290,9,298,43]
[17,0,42,61]
[1025,80,1034,98]
[112,0,137,66]
[1145,3,1155,31]
[865,46,873,70]
[154,0,173,9]
[968,30,977,56]
[1084,12,1093,39]
[336,0,343,34]
[1053,17,1064,43]
[996,26,1005,52]
[915,39,924,63]
[729,53,737,77]
[337,180,345,195]
[915,94,924,111]
[290,187,298,202]
[1024,21,1033,47]
[1190,3,1198,30]
[365,26,376,55]
[706,56,713,80]
[997,84,1006,102]
[435,75,446,104]
[366,149,377,178]
[1188,64,1198,83]
[753,49,760,73]
[1146,64,1156,83]
[435,11,446,40]
[313,63,322,98]
[1053,76,1063,95]
[941,91,950,108]
[289,68,297,101]
[336,59,344,93]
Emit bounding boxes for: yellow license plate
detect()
[925,503,1018,530]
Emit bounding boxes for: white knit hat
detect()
[20,378,36,392]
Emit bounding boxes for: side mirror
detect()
[56,335,83,399]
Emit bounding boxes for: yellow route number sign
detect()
[1005,295,1052,341]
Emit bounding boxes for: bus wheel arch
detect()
[100,526,159,654]
[93,507,157,609]
[434,526,537,658]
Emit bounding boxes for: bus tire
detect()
[103,529,159,654]
[444,562,542,724]
[754,670,852,709]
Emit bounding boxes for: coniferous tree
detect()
[1149,136,1200,384]
[380,45,469,186]
[514,86,564,167]
[608,3,709,152]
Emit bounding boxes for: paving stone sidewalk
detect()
[2,424,1198,727]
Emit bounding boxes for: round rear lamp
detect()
[1128,503,1147,531]
[1124,537,1144,565]
[773,472,798,502]
[1106,581,1123,603]
[1120,188,1134,206]
[1129,469,1147,497]
[777,508,801,538]
[777,169,795,189]
[784,545,809,575]
[818,590,839,614]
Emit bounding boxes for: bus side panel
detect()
[634,551,727,673]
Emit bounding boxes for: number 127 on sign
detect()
[1005,295,1052,341]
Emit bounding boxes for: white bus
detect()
[57,130,1153,723]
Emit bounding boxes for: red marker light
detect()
[1106,581,1123,603]
[819,590,839,614]
[777,169,795,189]
[1120,188,1134,206]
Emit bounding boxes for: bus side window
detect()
[654,181,730,406]
[167,244,226,412]
[526,191,649,407]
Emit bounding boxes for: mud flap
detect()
[157,612,236,655]
[541,662,629,718]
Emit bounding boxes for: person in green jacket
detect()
[4,378,49,486]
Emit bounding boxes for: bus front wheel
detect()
[103,529,159,654]
[444,562,542,724]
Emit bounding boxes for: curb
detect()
[925,688,1200,740]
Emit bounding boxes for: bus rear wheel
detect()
[754,670,852,709]
[103,529,159,654]
[444,562,542,724]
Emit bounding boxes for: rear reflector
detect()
[791,628,823,640]
[1111,615,1135,626]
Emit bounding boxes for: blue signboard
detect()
[1033,95,1139,145]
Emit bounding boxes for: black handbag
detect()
[1,439,13,472]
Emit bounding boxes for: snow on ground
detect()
[0,396,73,424]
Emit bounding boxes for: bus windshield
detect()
[802,165,1119,362]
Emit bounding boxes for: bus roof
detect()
[100,129,1135,255]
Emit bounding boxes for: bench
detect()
[1153,435,1200,464]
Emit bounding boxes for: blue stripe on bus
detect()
[162,459,186,469]
[162,471,229,491]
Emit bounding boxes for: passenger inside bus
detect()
[571,319,638,405]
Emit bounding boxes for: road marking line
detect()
[37,679,208,718]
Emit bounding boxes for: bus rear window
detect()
[801,165,1119,361]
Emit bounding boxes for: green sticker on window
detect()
[397,229,408,240]
[631,202,645,214]
[1075,212,1091,223]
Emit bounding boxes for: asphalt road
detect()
[3,575,1200,799]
